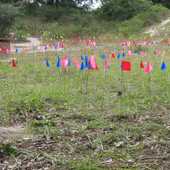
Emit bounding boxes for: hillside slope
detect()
[145,17,170,39]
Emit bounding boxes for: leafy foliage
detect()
[99,0,153,21]
[151,0,170,8]
[0,3,18,37]
[0,0,169,38]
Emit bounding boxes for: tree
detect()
[151,0,170,8]
[0,3,18,37]
[99,0,153,21]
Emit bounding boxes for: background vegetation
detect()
[0,0,170,39]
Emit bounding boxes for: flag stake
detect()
[148,73,152,95]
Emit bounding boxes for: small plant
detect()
[69,159,102,170]
[0,143,18,157]
[42,30,64,41]
[28,119,58,139]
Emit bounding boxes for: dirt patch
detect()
[0,126,26,142]
[145,17,170,36]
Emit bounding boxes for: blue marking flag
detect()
[81,55,85,61]
[16,48,20,54]
[85,55,89,69]
[80,61,84,70]
[45,59,50,68]
[56,56,61,68]
[161,62,167,71]
[117,53,121,59]
[122,52,126,58]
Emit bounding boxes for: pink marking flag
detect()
[61,56,69,69]
[59,41,64,48]
[140,51,145,56]
[128,50,132,56]
[89,56,98,70]
[104,59,110,71]
[154,49,161,56]
[144,63,153,74]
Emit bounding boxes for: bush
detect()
[0,3,18,37]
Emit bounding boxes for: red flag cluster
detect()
[0,47,10,54]
[121,60,153,73]
[85,39,96,47]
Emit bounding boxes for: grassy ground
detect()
[0,44,170,169]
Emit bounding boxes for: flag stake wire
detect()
[148,54,152,96]
[57,50,62,82]
[161,50,167,98]
[85,47,89,95]
[80,67,84,95]
[118,63,124,114]
[84,69,89,95]
[149,72,152,95]
[62,50,67,95]
[86,48,91,112]
[80,48,84,95]
[101,50,106,112]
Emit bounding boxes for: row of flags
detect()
[44,56,98,70]
[0,41,65,55]
[71,38,96,47]
[121,61,154,73]
[121,40,158,47]
[0,40,162,58]
[0,47,10,54]
[43,56,167,74]
[0,39,96,55]
[7,48,167,74]
[98,49,162,61]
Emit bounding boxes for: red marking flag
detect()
[11,58,17,67]
[111,53,116,58]
[140,61,144,69]
[121,61,131,71]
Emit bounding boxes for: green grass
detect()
[0,45,170,169]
